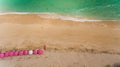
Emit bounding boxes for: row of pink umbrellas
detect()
[0,49,44,58]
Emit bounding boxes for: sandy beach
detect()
[0,14,120,67]
[1,51,120,67]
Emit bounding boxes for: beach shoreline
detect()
[0,13,119,21]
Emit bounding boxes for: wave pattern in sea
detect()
[0,0,119,20]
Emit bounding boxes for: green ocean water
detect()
[0,0,119,20]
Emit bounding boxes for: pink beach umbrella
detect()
[14,51,19,56]
[33,49,38,54]
[19,51,24,56]
[37,50,44,55]
[8,52,14,56]
[4,52,9,57]
[0,53,5,58]
[23,50,28,55]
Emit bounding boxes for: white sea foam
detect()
[38,14,102,22]
[0,12,30,15]
[0,12,55,15]
[37,13,119,22]
[0,12,119,22]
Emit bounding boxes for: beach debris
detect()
[0,49,44,58]
[105,64,111,67]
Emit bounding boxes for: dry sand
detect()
[0,14,120,67]
[0,51,120,67]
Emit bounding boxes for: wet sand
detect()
[0,14,120,67]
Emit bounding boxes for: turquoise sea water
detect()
[0,0,119,20]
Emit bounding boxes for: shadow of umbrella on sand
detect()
[113,63,120,67]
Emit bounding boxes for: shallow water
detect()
[0,0,120,20]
